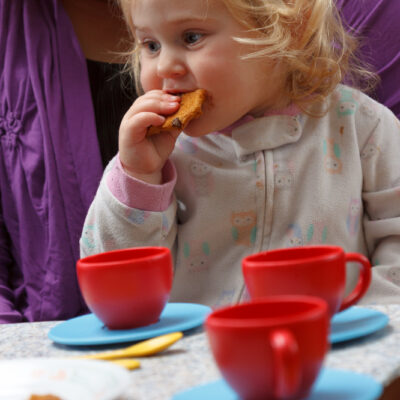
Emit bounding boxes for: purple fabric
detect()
[336,0,400,118]
[0,0,103,322]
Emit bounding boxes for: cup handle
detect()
[270,329,301,399]
[339,252,372,312]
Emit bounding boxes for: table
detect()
[1,304,400,400]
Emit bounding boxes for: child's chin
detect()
[183,121,212,137]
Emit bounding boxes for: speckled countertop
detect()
[1,304,400,399]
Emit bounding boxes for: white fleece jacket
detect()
[81,85,400,308]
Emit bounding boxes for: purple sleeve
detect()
[0,208,23,323]
[336,0,400,118]
[0,0,97,322]
[106,156,177,212]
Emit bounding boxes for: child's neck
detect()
[249,97,292,118]
[218,103,300,136]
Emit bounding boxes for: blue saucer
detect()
[48,302,211,346]
[330,306,389,344]
[173,368,382,400]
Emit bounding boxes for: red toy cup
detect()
[206,296,329,400]
[77,247,173,330]
[243,245,371,318]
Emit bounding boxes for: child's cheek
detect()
[140,65,159,92]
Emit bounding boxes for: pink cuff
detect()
[106,155,177,211]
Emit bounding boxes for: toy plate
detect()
[173,368,382,400]
[330,306,389,343]
[48,302,211,346]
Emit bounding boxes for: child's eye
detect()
[142,40,161,54]
[183,31,203,45]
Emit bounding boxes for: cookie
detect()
[147,89,207,135]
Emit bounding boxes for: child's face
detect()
[132,0,285,136]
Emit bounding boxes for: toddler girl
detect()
[80,0,400,307]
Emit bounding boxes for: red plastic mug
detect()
[77,247,173,330]
[242,245,371,318]
[206,296,329,400]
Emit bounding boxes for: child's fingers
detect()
[124,92,180,119]
[120,112,166,144]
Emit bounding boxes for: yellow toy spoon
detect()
[79,331,183,361]
[110,358,141,370]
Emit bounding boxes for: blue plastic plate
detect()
[330,306,389,344]
[48,302,211,346]
[173,368,383,400]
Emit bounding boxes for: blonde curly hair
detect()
[117,0,376,114]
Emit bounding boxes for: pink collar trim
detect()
[218,103,300,135]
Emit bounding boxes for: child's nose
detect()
[157,49,186,78]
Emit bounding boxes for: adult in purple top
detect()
[336,0,400,118]
[0,0,136,322]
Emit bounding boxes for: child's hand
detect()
[118,90,181,184]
